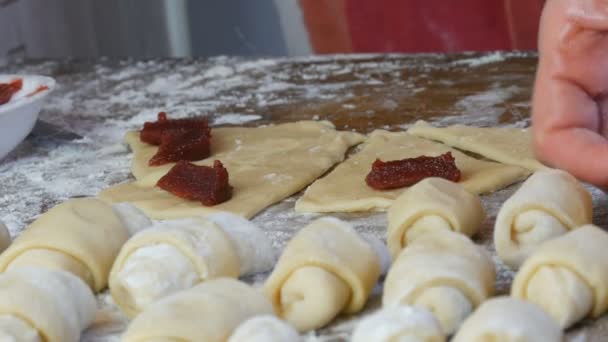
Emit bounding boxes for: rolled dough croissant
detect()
[0,267,96,342]
[122,278,274,342]
[228,315,301,342]
[494,169,592,269]
[351,306,445,342]
[110,212,276,318]
[512,225,608,328]
[452,297,563,342]
[387,177,485,258]
[0,198,129,292]
[109,217,240,318]
[264,217,381,332]
[0,220,10,253]
[383,230,495,335]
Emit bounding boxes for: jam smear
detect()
[0,79,23,105]
[157,160,233,206]
[27,85,49,97]
[365,152,461,190]
[149,129,211,166]
[140,112,210,145]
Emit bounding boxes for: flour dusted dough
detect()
[109,217,240,318]
[0,220,10,253]
[512,225,608,328]
[295,130,529,213]
[408,120,547,171]
[383,230,495,335]
[206,211,277,276]
[264,217,381,332]
[0,267,96,342]
[452,297,562,342]
[351,306,445,342]
[0,198,129,292]
[494,169,592,269]
[228,315,301,342]
[0,315,41,342]
[387,177,485,258]
[111,202,152,236]
[99,120,364,219]
[122,278,273,342]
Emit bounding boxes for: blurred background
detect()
[0,0,545,62]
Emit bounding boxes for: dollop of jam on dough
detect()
[366,152,461,190]
[149,129,211,166]
[140,112,211,165]
[157,160,233,206]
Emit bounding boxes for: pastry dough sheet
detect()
[99,121,364,219]
[296,130,529,213]
[408,120,547,171]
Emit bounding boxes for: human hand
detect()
[532,0,608,187]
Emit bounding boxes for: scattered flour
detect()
[1,54,602,342]
[213,114,262,125]
[202,65,234,79]
[453,51,506,67]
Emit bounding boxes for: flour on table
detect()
[453,52,507,67]
[2,53,605,342]
[202,65,234,79]
[213,113,262,125]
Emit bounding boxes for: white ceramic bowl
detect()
[0,74,56,160]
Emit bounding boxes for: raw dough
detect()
[351,306,445,342]
[361,233,392,275]
[383,230,495,335]
[7,249,93,289]
[452,297,563,342]
[408,120,548,171]
[206,211,276,276]
[122,278,274,342]
[99,120,364,219]
[228,315,301,342]
[0,315,41,342]
[295,130,529,213]
[111,243,200,318]
[511,225,608,328]
[0,198,129,292]
[387,177,485,258]
[109,217,240,318]
[494,169,592,269]
[0,219,10,253]
[0,267,96,342]
[264,217,381,332]
[111,202,153,236]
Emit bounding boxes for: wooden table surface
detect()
[1,52,606,341]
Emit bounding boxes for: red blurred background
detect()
[299,0,545,53]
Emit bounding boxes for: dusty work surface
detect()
[0,52,606,341]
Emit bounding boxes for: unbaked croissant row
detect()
[0,168,604,341]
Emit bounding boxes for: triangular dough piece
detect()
[408,120,548,171]
[99,121,364,219]
[295,130,530,213]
